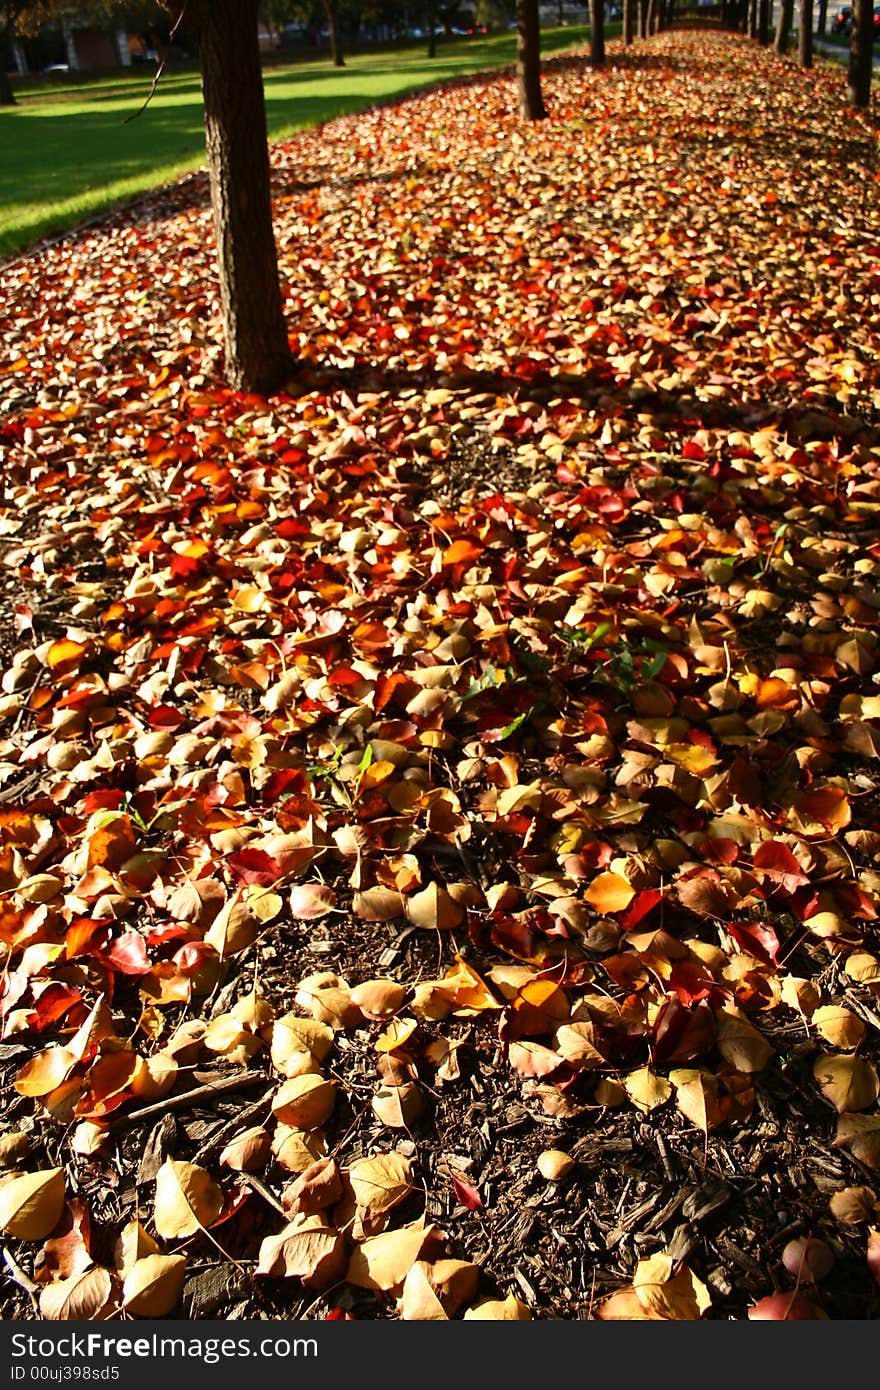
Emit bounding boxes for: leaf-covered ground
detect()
[2,29,880,1322]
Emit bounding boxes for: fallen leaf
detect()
[153,1160,223,1239]
[122,1254,187,1317]
[0,1168,66,1239]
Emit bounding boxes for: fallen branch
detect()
[113,1070,267,1128]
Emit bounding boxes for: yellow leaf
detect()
[814,1053,879,1113]
[113,1220,160,1274]
[625,1066,672,1113]
[584,871,635,914]
[346,1221,434,1291]
[348,1152,413,1217]
[715,1008,773,1073]
[633,1253,711,1320]
[153,1159,223,1239]
[405,882,465,931]
[464,1294,532,1319]
[350,978,408,1018]
[14,1048,76,1097]
[398,1261,449,1320]
[271,1074,336,1129]
[204,894,259,957]
[813,1004,865,1052]
[375,1016,418,1053]
[244,886,283,925]
[122,1254,186,1317]
[0,1167,65,1239]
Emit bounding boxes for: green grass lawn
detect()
[0,28,589,259]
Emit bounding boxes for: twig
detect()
[192,1092,274,1165]
[112,1070,266,1127]
[240,1173,288,1219]
[2,1247,40,1313]
[123,2,189,126]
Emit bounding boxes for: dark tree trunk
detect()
[849,0,873,104]
[816,0,827,32]
[646,0,659,33]
[774,0,794,50]
[590,0,605,64]
[516,0,546,119]
[427,0,437,55]
[758,0,770,41]
[0,64,15,105]
[638,0,649,38]
[623,0,635,42]
[323,0,344,65]
[799,0,813,61]
[186,0,292,393]
[748,0,758,38]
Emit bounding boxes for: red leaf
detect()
[726,921,781,967]
[451,1175,483,1211]
[753,841,810,894]
[226,848,283,886]
[101,931,150,975]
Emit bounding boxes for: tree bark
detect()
[590,0,605,64]
[798,0,813,62]
[758,0,770,42]
[623,0,635,42]
[646,0,659,34]
[848,0,873,104]
[638,0,649,37]
[748,0,758,38]
[816,0,827,32]
[774,0,794,50]
[516,0,546,119]
[323,0,344,65]
[186,0,292,393]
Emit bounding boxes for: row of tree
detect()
[3,0,874,390]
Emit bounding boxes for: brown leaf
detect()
[256,1214,346,1288]
[282,1157,343,1215]
[39,1266,115,1321]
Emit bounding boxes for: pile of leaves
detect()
[2,29,880,1321]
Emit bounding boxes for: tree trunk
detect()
[816,0,827,33]
[774,0,793,50]
[747,0,758,38]
[590,0,605,64]
[427,0,437,55]
[638,0,649,38]
[0,65,15,105]
[623,0,635,43]
[758,0,770,42]
[323,0,344,65]
[646,0,659,33]
[187,0,292,393]
[849,0,873,104]
[516,0,546,119]
[799,0,813,62]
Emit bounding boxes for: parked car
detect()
[831,6,852,31]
